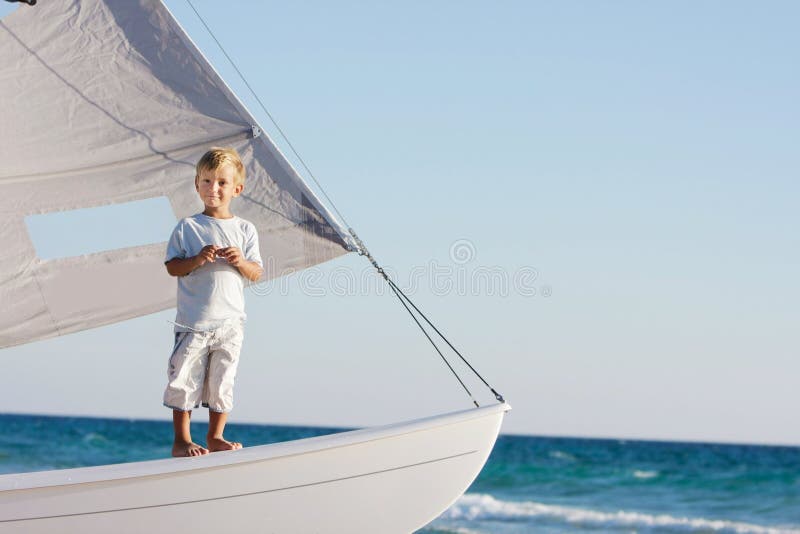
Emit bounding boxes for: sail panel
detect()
[0,0,352,348]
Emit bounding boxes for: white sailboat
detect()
[0,1,510,532]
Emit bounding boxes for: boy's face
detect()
[195,164,243,210]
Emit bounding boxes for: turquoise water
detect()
[1,414,799,533]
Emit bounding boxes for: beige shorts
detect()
[163,321,244,413]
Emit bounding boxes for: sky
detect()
[1,1,798,445]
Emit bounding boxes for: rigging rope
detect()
[349,229,505,406]
[384,277,505,404]
[385,277,479,408]
[186,2,505,407]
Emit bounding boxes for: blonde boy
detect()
[163,147,263,457]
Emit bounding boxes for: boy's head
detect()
[195,147,245,187]
[195,147,246,213]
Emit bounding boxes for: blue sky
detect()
[2,1,798,445]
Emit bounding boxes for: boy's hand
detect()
[216,247,262,281]
[165,245,219,277]
[196,245,218,266]
[216,247,244,267]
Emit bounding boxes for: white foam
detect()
[548,450,577,461]
[440,494,800,533]
[633,469,659,479]
[81,432,109,444]
[428,527,483,534]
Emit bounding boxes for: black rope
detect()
[349,229,505,406]
[384,278,505,404]
[384,277,479,408]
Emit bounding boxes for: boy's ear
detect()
[233,183,244,196]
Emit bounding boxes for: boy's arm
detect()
[237,260,264,282]
[165,245,218,277]
[236,260,264,282]
[216,247,264,282]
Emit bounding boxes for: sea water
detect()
[1,414,799,533]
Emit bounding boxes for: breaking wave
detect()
[440,494,800,533]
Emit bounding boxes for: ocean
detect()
[1,414,799,533]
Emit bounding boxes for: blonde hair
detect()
[195,147,246,186]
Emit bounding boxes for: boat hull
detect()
[0,403,509,533]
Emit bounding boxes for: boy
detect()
[163,147,263,457]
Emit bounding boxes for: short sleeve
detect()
[165,222,186,263]
[243,222,262,267]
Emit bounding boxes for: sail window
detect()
[0,4,20,19]
[25,197,176,260]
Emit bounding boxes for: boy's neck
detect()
[202,206,234,219]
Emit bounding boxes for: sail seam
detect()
[0,131,251,185]
[29,262,64,340]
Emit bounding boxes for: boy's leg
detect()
[164,331,209,414]
[205,322,244,452]
[172,409,209,457]
[207,410,242,452]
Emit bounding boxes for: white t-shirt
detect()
[165,213,262,332]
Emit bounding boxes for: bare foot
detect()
[206,435,243,452]
[172,440,209,457]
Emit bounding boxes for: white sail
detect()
[0,0,353,348]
